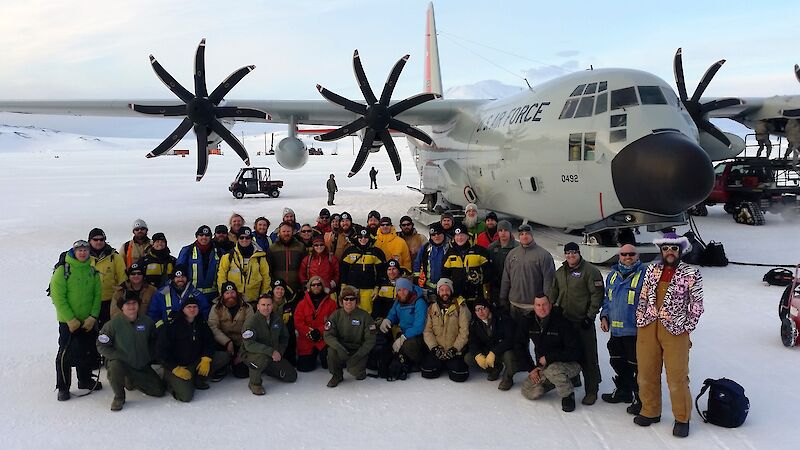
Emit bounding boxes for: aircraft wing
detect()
[702,96,800,121]
[0,98,488,126]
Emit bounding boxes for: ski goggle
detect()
[72,240,89,249]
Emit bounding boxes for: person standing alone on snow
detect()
[369,166,378,189]
[327,174,338,206]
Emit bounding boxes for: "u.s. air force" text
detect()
[476,102,550,132]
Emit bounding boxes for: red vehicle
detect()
[229,167,284,199]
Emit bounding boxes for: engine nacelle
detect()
[358,129,383,153]
[276,137,308,170]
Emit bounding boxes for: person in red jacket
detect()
[299,234,339,293]
[476,212,500,249]
[293,276,338,372]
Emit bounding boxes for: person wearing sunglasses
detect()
[218,227,271,306]
[548,242,604,406]
[499,224,555,323]
[122,218,151,268]
[397,215,427,263]
[110,261,157,320]
[177,225,222,302]
[323,286,376,387]
[413,222,449,299]
[294,276,338,372]
[87,227,127,328]
[374,216,412,272]
[296,224,317,255]
[340,228,386,314]
[633,231,704,438]
[299,234,339,295]
[599,244,648,413]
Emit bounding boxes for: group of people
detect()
[51,204,704,438]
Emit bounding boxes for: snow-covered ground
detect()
[0,124,798,449]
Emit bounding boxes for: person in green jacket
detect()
[548,242,605,406]
[96,291,165,411]
[240,294,298,395]
[323,287,377,387]
[51,240,102,401]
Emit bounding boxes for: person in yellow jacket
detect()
[374,216,412,272]
[87,228,127,327]
[217,227,271,306]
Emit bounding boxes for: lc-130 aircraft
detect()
[2,3,800,258]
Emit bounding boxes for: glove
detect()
[329,280,337,290]
[475,353,488,369]
[485,351,496,368]
[433,346,445,360]
[81,316,97,332]
[172,366,192,381]
[581,318,594,330]
[66,318,81,333]
[196,356,212,377]
[392,335,406,353]
[282,311,292,324]
[444,348,457,360]
[379,318,392,333]
[307,328,322,342]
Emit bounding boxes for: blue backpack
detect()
[695,378,750,428]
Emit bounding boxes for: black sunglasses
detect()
[619,252,637,257]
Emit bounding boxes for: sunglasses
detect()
[310,282,323,287]
[238,236,252,240]
[619,252,637,257]
[380,223,392,227]
[474,306,487,312]
[342,296,357,301]
[660,245,680,252]
[313,243,326,247]
[300,230,313,233]
[565,250,580,255]
[133,228,147,232]
[430,232,442,236]
[90,237,106,242]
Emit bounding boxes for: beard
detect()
[663,253,679,267]
[463,215,477,228]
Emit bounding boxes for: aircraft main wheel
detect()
[233,190,245,199]
[688,204,708,216]
[269,189,280,198]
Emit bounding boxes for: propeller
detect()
[315,50,440,180]
[673,48,741,147]
[130,39,265,181]
[795,64,799,84]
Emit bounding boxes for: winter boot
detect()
[194,377,210,390]
[570,375,582,388]
[249,383,265,396]
[602,376,632,404]
[57,390,71,402]
[582,393,597,405]
[626,392,642,415]
[673,421,690,438]
[110,396,125,411]
[561,393,576,412]
[633,415,661,427]
[498,377,514,391]
[487,363,503,381]
[327,373,343,388]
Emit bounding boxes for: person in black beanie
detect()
[140,232,176,288]
[87,227,127,328]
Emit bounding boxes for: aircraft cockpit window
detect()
[638,86,667,105]
[598,81,607,92]
[584,83,598,95]
[559,98,580,119]
[661,87,680,107]
[574,96,595,118]
[610,87,638,110]
[570,85,586,97]
[595,92,608,115]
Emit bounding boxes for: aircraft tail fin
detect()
[424,2,443,96]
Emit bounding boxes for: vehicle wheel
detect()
[733,201,765,225]
[688,204,708,216]
[269,189,280,198]
[234,190,245,199]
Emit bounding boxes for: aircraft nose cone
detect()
[611,132,714,215]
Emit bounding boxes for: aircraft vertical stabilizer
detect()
[424,3,443,96]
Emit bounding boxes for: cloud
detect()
[523,60,580,83]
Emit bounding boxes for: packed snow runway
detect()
[1,126,798,449]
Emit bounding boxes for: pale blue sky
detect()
[1,0,798,101]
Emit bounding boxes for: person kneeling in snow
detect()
[465,299,520,391]
[421,278,471,382]
[323,287,376,387]
[240,294,297,395]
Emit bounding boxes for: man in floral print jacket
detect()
[633,231,703,439]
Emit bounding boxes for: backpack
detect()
[46,251,70,296]
[764,268,795,286]
[701,241,728,267]
[682,231,704,265]
[695,378,750,428]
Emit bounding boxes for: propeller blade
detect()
[194,124,210,182]
[314,117,367,142]
[388,118,434,145]
[146,117,194,158]
[130,104,186,116]
[700,98,741,114]
[349,128,376,177]
[194,38,208,98]
[380,54,410,105]
[378,130,402,180]
[208,65,256,104]
[352,50,378,105]
[699,120,731,147]
[149,55,194,103]
[209,118,250,165]
[316,84,367,115]
[214,107,267,119]
[795,64,800,84]
[673,48,688,102]
[690,59,726,103]
[388,92,440,115]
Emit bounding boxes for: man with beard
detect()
[326,211,357,259]
[633,232,704,438]
[421,278,470,382]
[476,212,499,248]
[268,222,306,295]
[141,233,176,288]
[439,212,456,240]
[177,225,221,302]
[218,227,271,306]
[148,265,210,328]
[323,286,376,387]
[294,276,338,372]
[122,219,151,268]
[208,282,254,380]
[548,242,604,406]
[374,216,411,272]
[329,213,341,235]
[270,208,301,242]
[379,277,428,370]
[413,223,449,299]
[500,224,555,322]
[441,226,492,311]
[600,244,647,413]
[366,210,381,238]
[313,208,332,234]
[463,203,486,239]
[252,217,273,252]
[397,215,427,263]
[110,262,157,319]
[487,220,518,303]
[213,225,235,257]
[87,228,127,327]
[340,228,386,314]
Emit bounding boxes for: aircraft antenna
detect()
[439,33,528,84]
[523,78,533,91]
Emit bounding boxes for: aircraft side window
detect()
[595,92,608,115]
[584,83,598,95]
[583,133,596,161]
[570,85,586,97]
[661,87,680,107]
[568,133,582,160]
[559,99,580,119]
[610,114,627,128]
[610,87,638,110]
[638,86,667,105]
[713,163,726,176]
[598,81,607,92]
[574,96,595,118]
[610,129,627,143]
